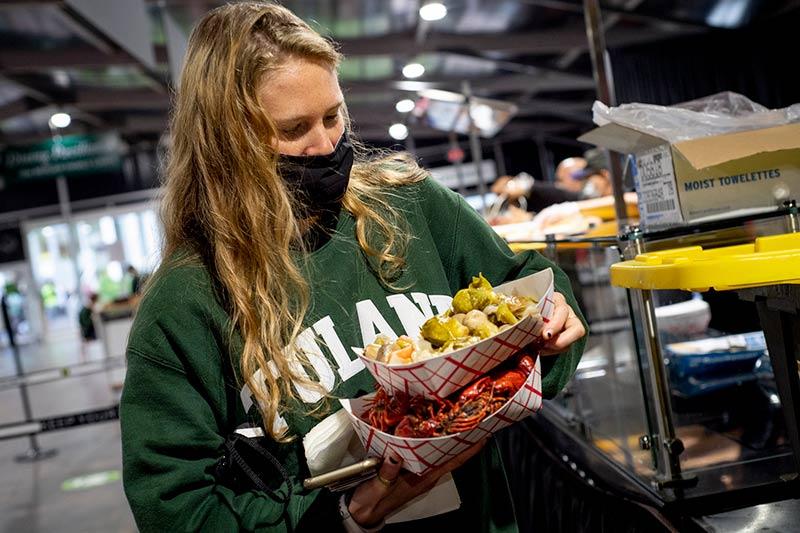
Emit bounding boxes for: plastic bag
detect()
[593,91,800,144]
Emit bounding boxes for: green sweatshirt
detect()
[121,176,586,532]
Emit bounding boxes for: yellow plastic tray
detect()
[610,232,800,291]
[579,202,639,221]
[508,220,625,253]
[509,242,547,253]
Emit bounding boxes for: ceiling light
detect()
[402,63,425,79]
[53,70,70,88]
[389,123,409,140]
[49,112,71,129]
[419,2,447,21]
[470,103,494,131]
[395,99,415,113]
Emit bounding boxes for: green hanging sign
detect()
[1,133,124,184]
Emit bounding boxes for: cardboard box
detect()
[579,122,800,229]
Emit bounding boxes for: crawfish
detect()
[487,353,533,408]
[394,396,451,438]
[364,388,409,433]
[394,354,534,437]
[446,353,533,433]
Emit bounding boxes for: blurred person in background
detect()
[491,149,612,216]
[78,292,98,361]
[120,3,585,532]
[125,265,142,296]
[40,280,61,318]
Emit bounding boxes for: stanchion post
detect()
[544,233,558,263]
[1,293,57,462]
[785,200,799,233]
[462,81,488,215]
[623,228,693,490]
[583,0,630,228]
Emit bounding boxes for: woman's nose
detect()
[303,125,336,156]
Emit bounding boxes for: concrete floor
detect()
[0,327,136,533]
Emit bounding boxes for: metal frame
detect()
[737,207,800,473]
[1,293,57,461]
[621,228,696,490]
[534,214,800,512]
[581,1,687,488]
[615,208,800,502]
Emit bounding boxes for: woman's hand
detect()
[541,291,585,356]
[347,440,486,528]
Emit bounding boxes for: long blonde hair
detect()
[161,2,425,441]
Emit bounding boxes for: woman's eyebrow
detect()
[276,101,343,123]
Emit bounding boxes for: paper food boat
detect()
[355,268,555,400]
[340,355,542,475]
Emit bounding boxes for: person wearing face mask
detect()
[120,3,586,532]
[492,151,614,214]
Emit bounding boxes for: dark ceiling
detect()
[0,0,798,154]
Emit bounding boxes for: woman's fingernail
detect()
[388,456,399,465]
[545,330,552,339]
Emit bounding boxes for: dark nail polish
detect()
[389,456,399,465]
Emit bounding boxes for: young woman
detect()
[120,3,586,532]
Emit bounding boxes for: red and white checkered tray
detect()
[354,268,555,400]
[340,355,542,475]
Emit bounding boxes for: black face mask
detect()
[277,131,354,217]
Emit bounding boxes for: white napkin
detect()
[303,410,461,522]
[385,473,461,524]
[304,410,362,475]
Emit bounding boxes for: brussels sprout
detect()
[495,302,519,325]
[473,321,499,339]
[469,273,493,290]
[463,309,489,331]
[420,317,468,347]
[420,317,449,346]
[452,289,474,314]
[453,282,501,314]
[472,288,498,310]
[451,313,466,325]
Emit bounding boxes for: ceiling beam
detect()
[515,100,593,124]
[0,96,48,121]
[348,97,592,128]
[0,73,117,129]
[552,0,644,71]
[0,46,169,73]
[354,119,575,143]
[72,87,170,111]
[349,97,591,116]
[58,0,165,89]
[344,71,595,96]
[0,0,59,5]
[0,74,51,104]
[0,2,167,90]
[518,0,711,30]
[337,22,693,57]
[338,26,584,56]
[442,51,589,80]
[123,114,168,133]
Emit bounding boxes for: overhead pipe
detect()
[583,0,630,226]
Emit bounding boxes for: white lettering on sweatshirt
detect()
[239,292,453,411]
